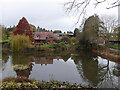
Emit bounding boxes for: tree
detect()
[113,26,120,41]
[0,25,2,41]
[42,28,45,32]
[37,26,40,31]
[7,25,15,32]
[11,35,30,52]
[13,17,33,41]
[74,28,79,38]
[64,0,119,23]
[67,31,73,33]
[79,15,104,45]
[83,15,102,43]
[101,15,117,33]
[100,15,118,40]
[71,37,78,44]
[53,30,62,33]
[61,37,71,44]
[30,24,37,33]
[0,25,9,41]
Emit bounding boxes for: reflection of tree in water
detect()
[12,53,34,65]
[13,51,71,78]
[14,62,34,78]
[72,50,117,87]
[72,50,100,86]
[3,52,34,78]
[113,64,120,77]
[2,53,11,71]
[2,52,9,64]
[97,57,119,88]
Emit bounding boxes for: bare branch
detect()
[95,0,106,8]
[111,0,119,5]
[106,3,120,9]
[75,0,91,24]
[64,0,119,24]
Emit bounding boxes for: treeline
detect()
[0,25,15,41]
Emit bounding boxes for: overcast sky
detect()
[0,0,118,32]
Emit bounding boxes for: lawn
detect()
[29,44,53,48]
[29,43,70,48]
[0,39,9,43]
[40,44,53,47]
[0,37,11,43]
[110,46,120,50]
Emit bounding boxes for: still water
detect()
[2,50,119,88]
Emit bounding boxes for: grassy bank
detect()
[0,37,11,43]
[24,43,71,52]
[29,44,53,48]
[92,45,120,62]
[29,43,70,48]
[110,46,120,50]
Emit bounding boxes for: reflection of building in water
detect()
[54,56,61,60]
[33,55,70,65]
[54,56,69,62]
[62,58,68,62]
[34,56,53,65]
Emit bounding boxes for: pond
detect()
[2,50,120,88]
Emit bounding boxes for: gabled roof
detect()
[34,57,53,64]
[53,36,62,40]
[34,31,64,40]
[34,32,54,40]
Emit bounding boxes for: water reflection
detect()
[2,51,119,88]
[14,62,34,78]
[72,50,100,86]
[72,50,119,88]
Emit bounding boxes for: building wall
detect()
[46,37,54,44]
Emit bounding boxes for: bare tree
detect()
[64,0,120,24]
[100,15,117,33]
[100,15,118,40]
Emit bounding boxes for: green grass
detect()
[40,44,53,47]
[110,46,120,50]
[29,44,53,48]
[65,44,70,47]
[29,43,70,48]
[0,37,11,43]
[0,39,9,43]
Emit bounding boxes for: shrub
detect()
[11,34,30,52]
[52,43,68,50]
[1,80,96,89]
[61,37,71,44]
[56,40,61,43]
[13,65,29,71]
[71,37,78,45]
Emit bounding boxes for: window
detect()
[48,40,50,42]
[36,34,40,38]
[47,34,51,38]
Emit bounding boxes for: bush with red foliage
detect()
[13,17,33,41]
